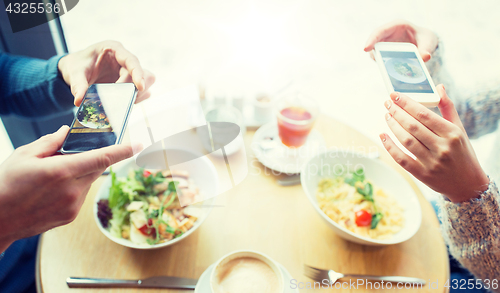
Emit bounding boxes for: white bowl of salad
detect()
[300,149,422,246]
[94,150,218,249]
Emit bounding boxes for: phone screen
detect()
[380,51,433,93]
[62,83,136,153]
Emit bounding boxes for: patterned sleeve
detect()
[438,180,500,290]
[426,43,500,139]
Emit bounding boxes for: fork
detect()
[304,265,426,285]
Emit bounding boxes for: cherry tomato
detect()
[355,210,372,227]
[138,219,156,236]
[143,170,152,177]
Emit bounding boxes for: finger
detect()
[69,71,90,107]
[135,90,151,104]
[61,144,136,177]
[436,84,466,132]
[116,70,152,103]
[369,51,375,61]
[389,92,455,136]
[110,45,146,91]
[116,67,132,83]
[142,69,155,92]
[415,27,439,61]
[384,111,431,161]
[385,98,438,148]
[27,125,70,158]
[364,25,397,51]
[364,21,407,51]
[419,49,431,62]
[379,133,424,177]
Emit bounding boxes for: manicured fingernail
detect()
[379,133,386,142]
[385,113,392,121]
[392,93,400,102]
[384,100,392,109]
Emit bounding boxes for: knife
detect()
[67,276,197,289]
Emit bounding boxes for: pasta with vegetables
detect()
[316,170,404,240]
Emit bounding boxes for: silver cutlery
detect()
[304,265,426,285]
[277,174,301,186]
[67,276,197,289]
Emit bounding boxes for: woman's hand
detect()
[58,41,156,106]
[380,85,490,202]
[364,20,439,62]
[0,126,139,253]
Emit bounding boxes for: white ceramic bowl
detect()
[300,150,422,246]
[93,149,218,249]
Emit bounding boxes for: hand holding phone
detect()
[380,89,489,202]
[0,125,136,253]
[373,42,440,107]
[61,83,137,153]
[364,20,439,62]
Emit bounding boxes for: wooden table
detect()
[37,115,449,292]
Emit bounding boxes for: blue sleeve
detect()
[0,52,75,118]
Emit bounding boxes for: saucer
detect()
[195,264,299,293]
[251,122,326,174]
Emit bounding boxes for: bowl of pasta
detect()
[300,149,421,246]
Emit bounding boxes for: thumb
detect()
[64,144,136,177]
[69,72,89,107]
[437,84,466,132]
[28,125,70,158]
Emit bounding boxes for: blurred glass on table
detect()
[276,94,318,148]
[199,106,246,156]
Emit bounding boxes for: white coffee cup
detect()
[210,250,284,293]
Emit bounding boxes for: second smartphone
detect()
[61,83,137,154]
[373,42,440,107]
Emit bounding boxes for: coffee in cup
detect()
[210,250,284,293]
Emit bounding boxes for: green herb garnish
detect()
[371,213,383,229]
[356,182,374,202]
[344,169,365,186]
[165,225,176,234]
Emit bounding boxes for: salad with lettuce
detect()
[97,168,202,245]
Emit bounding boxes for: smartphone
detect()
[373,42,440,107]
[61,83,137,153]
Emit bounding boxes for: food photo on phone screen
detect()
[61,83,137,153]
[380,51,432,93]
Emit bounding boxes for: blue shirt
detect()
[0,53,74,118]
[0,52,74,293]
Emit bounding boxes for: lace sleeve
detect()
[438,179,500,289]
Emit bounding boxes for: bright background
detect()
[1,0,499,198]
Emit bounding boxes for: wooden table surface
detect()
[37,115,449,292]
